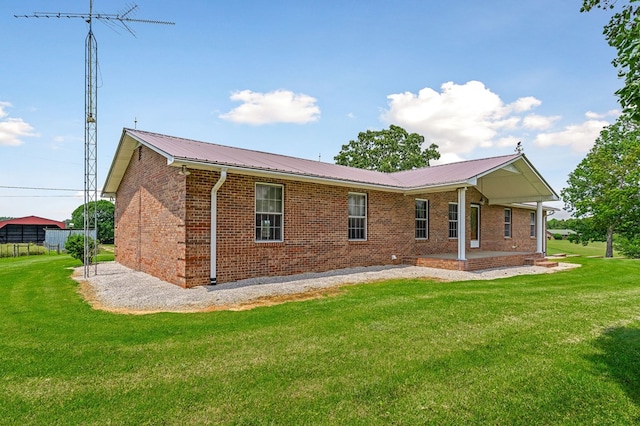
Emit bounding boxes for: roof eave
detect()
[401,179,478,195]
[102,130,176,197]
[171,158,408,193]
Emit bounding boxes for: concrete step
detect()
[535,260,559,268]
[525,257,559,267]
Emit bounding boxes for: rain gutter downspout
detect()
[210,169,227,285]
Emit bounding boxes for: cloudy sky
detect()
[1,0,620,220]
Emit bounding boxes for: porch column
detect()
[457,187,467,260]
[536,201,544,254]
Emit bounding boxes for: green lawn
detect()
[547,238,620,257]
[1,254,640,424]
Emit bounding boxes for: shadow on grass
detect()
[590,325,640,406]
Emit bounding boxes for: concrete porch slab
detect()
[403,251,544,271]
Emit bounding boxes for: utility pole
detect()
[16,2,174,278]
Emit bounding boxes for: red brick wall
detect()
[478,203,538,252]
[186,173,417,286]
[115,154,545,287]
[114,146,187,287]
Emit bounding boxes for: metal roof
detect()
[0,215,66,229]
[102,128,559,204]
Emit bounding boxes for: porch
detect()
[402,251,549,271]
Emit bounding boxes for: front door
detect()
[470,204,480,248]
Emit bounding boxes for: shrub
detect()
[65,234,97,263]
[553,233,563,240]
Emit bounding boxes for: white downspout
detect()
[457,187,467,261]
[536,201,544,254]
[210,169,227,285]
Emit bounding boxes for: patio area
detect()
[403,251,549,271]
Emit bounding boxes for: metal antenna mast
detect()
[16,2,174,278]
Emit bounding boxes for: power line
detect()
[0,195,81,198]
[0,185,82,192]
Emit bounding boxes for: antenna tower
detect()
[16,2,174,278]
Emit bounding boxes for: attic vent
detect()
[138,146,142,161]
[503,164,520,174]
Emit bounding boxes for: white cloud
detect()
[219,90,320,125]
[504,96,542,114]
[0,102,38,146]
[0,102,10,118]
[534,118,609,153]
[523,114,560,130]
[496,136,521,148]
[585,109,619,120]
[381,81,546,156]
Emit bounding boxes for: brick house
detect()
[102,129,558,288]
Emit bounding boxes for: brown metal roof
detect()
[102,128,558,203]
[125,129,403,187]
[123,129,521,187]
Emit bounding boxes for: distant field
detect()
[0,243,47,258]
[547,238,619,257]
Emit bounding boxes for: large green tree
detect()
[582,0,640,121]
[334,125,440,172]
[71,200,115,244]
[561,114,640,257]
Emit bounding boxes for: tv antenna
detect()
[15,2,174,278]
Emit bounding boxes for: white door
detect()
[470,204,480,248]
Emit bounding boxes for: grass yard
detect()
[1,254,640,424]
[547,238,619,258]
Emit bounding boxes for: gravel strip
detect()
[74,261,580,313]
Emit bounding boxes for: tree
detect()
[581,1,640,121]
[334,125,440,172]
[71,200,115,244]
[561,114,640,257]
[546,218,579,230]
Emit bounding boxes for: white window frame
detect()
[255,183,284,242]
[348,192,367,241]
[530,211,536,238]
[448,202,458,239]
[504,208,512,238]
[415,199,429,240]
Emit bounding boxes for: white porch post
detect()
[457,187,467,260]
[536,201,544,254]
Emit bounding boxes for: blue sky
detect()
[1,0,620,221]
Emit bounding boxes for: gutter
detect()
[210,169,227,285]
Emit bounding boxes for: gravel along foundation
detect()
[74,261,580,314]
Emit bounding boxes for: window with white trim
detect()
[530,212,536,237]
[448,203,458,239]
[255,183,283,241]
[415,199,428,239]
[504,208,512,238]
[348,193,367,240]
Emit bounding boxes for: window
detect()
[415,199,428,239]
[530,212,536,237]
[348,193,367,240]
[448,203,458,239]
[255,183,283,241]
[504,208,512,238]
